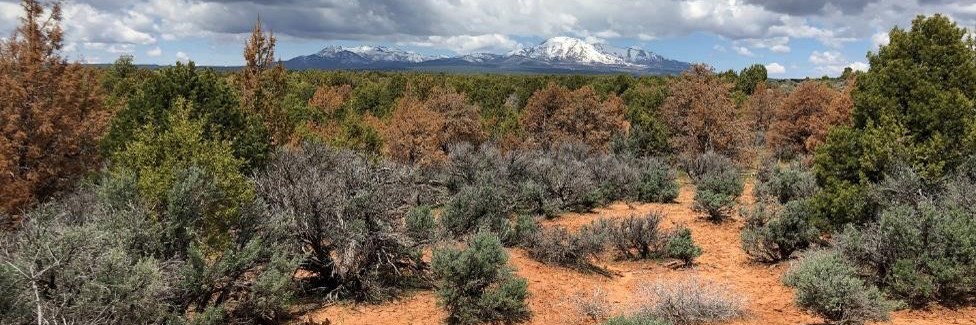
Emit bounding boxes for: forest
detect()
[2,1,976,325]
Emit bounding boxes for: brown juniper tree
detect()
[239,19,289,144]
[0,0,108,216]
[519,83,627,151]
[660,64,745,161]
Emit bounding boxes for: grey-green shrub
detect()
[603,314,669,325]
[406,205,436,244]
[501,214,540,247]
[690,152,743,221]
[665,227,702,267]
[754,160,817,204]
[637,158,680,203]
[432,233,530,325]
[603,214,666,260]
[526,225,607,269]
[741,200,819,263]
[440,184,512,237]
[783,250,897,325]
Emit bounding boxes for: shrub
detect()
[690,152,743,221]
[256,143,425,301]
[501,215,540,247]
[520,83,627,151]
[406,205,436,245]
[637,277,745,325]
[783,250,897,325]
[603,214,667,260]
[570,287,611,322]
[741,201,819,263]
[603,315,669,325]
[834,201,976,306]
[665,227,702,267]
[432,233,530,325]
[440,184,512,238]
[636,158,680,203]
[767,81,850,158]
[755,160,818,204]
[526,225,607,270]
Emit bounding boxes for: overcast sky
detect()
[1,0,974,77]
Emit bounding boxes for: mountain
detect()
[284,37,691,74]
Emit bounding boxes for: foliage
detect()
[736,64,768,95]
[406,205,436,245]
[602,214,666,260]
[380,87,484,166]
[814,15,976,227]
[741,201,819,263]
[767,81,851,158]
[526,225,607,270]
[255,143,426,301]
[743,82,783,146]
[103,61,270,170]
[665,227,702,267]
[0,168,298,324]
[603,314,669,325]
[661,64,745,161]
[239,20,290,144]
[783,250,897,325]
[432,233,530,325]
[689,152,743,221]
[111,99,253,249]
[0,0,109,214]
[755,160,818,204]
[637,277,745,325]
[520,83,628,151]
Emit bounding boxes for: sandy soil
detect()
[297,180,976,325]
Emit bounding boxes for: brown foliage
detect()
[767,81,852,156]
[0,0,108,215]
[519,83,627,151]
[309,84,352,116]
[743,82,784,146]
[660,64,745,161]
[380,87,483,166]
[239,20,289,144]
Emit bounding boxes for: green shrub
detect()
[741,201,819,263]
[665,227,702,267]
[783,250,897,325]
[433,233,531,325]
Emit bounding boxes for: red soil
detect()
[298,181,976,325]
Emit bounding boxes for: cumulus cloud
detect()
[176,51,189,63]
[765,62,786,74]
[147,46,162,57]
[810,50,867,75]
[401,34,522,54]
[733,46,755,57]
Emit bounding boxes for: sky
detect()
[1,0,975,78]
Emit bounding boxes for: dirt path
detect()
[299,181,976,325]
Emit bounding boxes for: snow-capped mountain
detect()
[284,37,691,74]
[511,37,628,65]
[314,45,431,63]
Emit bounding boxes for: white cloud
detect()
[147,46,162,57]
[713,44,727,52]
[765,62,786,74]
[176,51,190,63]
[871,32,889,49]
[733,46,755,57]
[402,34,522,54]
[809,50,844,66]
[848,61,870,72]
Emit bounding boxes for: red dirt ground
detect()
[297,180,976,325]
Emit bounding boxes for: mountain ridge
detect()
[284,37,691,75]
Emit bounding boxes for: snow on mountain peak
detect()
[315,45,429,63]
[514,37,627,65]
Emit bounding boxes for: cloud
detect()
[147,46,162,57]
[733,46,755,57]
[176,51,189,63]
[765,62,786,74]
[810,50,867,75]
[872,32,890,49]
[401,34,522,54]
[848,61,870,72]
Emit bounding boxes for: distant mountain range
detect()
[283,37,692,75]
